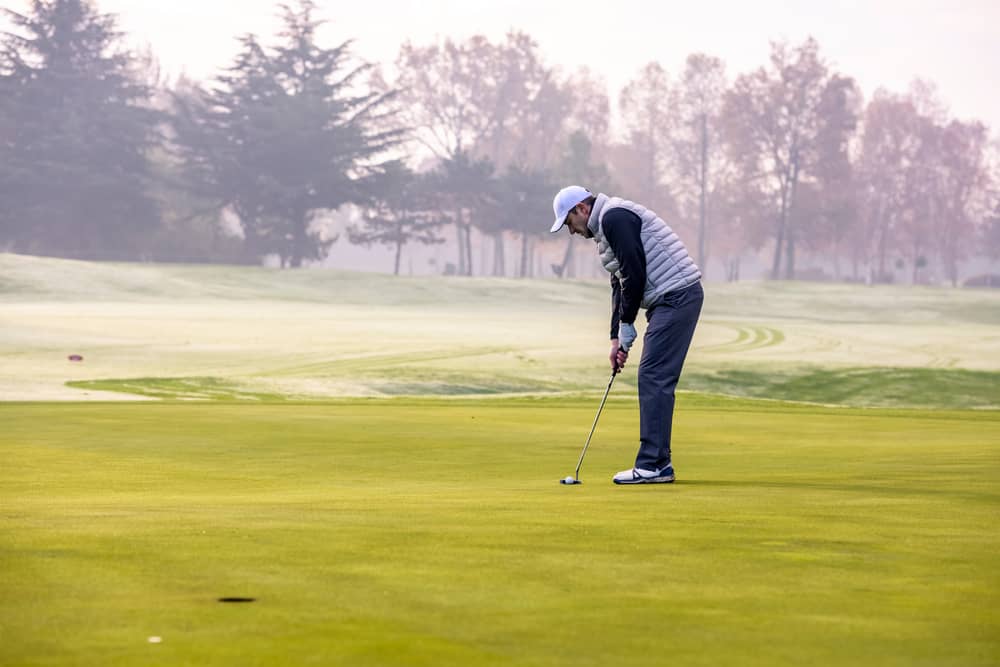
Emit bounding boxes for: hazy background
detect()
[79,0,1000,131]
[2,0,999,283]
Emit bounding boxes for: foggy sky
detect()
[6,0,1000,132]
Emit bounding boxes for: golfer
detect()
[551,186,703,484]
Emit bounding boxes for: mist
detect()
[2,0,998,285]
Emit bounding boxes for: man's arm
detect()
[602,208,646,329]
[610,274,622,339]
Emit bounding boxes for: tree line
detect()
[2,0,998,283]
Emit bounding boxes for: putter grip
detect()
[616,344,629,373]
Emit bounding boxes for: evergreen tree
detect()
[171,1,401,268]
[347,162,444,275]
[0,0,160,259]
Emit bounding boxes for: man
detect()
[550,185,703,484]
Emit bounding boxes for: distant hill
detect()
[0,253,605,307]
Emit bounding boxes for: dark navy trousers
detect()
[635,282,704,471]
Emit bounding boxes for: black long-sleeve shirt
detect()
[603,207,646,339]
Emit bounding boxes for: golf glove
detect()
[618,322,637,352]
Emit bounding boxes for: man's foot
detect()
[612,465,675,484]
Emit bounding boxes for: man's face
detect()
[564,202,593,237]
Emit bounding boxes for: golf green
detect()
[2,396,997,666]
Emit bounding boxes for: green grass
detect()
[2,398,999,666]
[63,366,1000,408]
[3,254,999,664]
[3,253,1000,407]
[684,365,1000,409]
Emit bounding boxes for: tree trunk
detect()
[784,231,795,280]
[556,236,575,278]
[519,233,530,278]
[645,140,657,202]
[772,183,788,280]
[874,196,887,283]
[877,226,887,283]
[493,232,505,276]
[290,209,308,268]
[394,238,403,276]
[783,160,800,280]
[464,223,473,276]
[725,257,740,282]
[455,212,466,276]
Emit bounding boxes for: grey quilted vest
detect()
[587,193,701,308]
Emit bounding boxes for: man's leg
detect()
[635,283,704,472]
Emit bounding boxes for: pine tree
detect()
[347,162,444,275]
[0,0,160,259]
[171,1,402,268]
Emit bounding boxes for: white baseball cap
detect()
[550,185,592,233]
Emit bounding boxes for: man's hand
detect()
[618,322,637,352]
[609,338,629,373]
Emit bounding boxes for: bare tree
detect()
[858,84,990,285]
[857,91,915,282]
[550,68,614,278]
[723,38,856,279]
[392,32,569,275]
[668,53,729,274]
[983,142,1000,276]
[392,37,490,161]
[984,203,1000,280]
[562,67,612,154]
[616,62,673,211]
[551,130,615,278]
[936,118,990,285]
[804,75,862,280]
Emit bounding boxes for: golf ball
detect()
[563,476,575,483]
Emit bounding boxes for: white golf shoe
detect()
[612,465,675,484]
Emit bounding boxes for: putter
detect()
[560,365,619,485]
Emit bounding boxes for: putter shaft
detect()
[573,368,618,479]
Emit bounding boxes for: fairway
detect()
[2,397,999,666]
[2,254,999,408]
[3,254,1000,665]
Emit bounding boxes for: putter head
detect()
[560,476,582,485]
